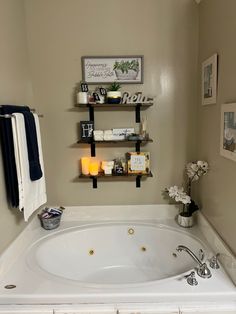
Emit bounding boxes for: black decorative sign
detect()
[80,82,89,92]
[80,121,94,142]
[93,93,100,102]
[99,88,107,96]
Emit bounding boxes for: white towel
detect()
[11,113,47,221]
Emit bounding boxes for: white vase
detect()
[177,213,194,228]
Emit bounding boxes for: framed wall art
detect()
[220,103,236,162]
[126,152,150,174]
[202,53,218,105]
[81,56,143,84]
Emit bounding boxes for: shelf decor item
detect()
[202,53,218,105]
[81,56,143,84]
[80,121,94,142]
[122,92,154,104]
[165,161,209,228]
[77,82,89,104]
[127,152,150,174]
[220,103,236,162]
[89,160,100,176]
[107,82,122,104]
[81,157,90,175]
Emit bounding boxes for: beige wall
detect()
[197,0,236,254]
[0,0,33,252]
[24,0,198,206]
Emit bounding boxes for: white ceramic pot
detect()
[77,92,88,104]
[177,213,194,228]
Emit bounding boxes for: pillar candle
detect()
[81,157,90,175]
[89,161,99,176]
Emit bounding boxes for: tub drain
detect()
[4,285,16,289]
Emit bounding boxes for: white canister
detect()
[77,92,88,104]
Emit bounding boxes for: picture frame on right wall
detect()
[202,53,218,105]
[220,103,236,162]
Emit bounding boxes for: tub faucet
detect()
[176,245,212,279]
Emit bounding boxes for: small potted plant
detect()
[107,82,122,104]
[165,160,209,228]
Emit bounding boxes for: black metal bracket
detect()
[136,175,141,188]
[135,140,141,153]
[91,142,96,157]
[135,104,141,123]
[92,177,97,189]
[88,105,94,121]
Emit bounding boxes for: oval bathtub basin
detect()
[28,223,205,285]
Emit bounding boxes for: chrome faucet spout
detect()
[176,245,203,266]
[176,245,212,279]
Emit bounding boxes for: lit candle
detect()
[81,157,90,175]
[89,161,99,176]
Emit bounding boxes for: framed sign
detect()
[81,56,143,84]
[220,103,236,162]
[80,121,94,142]
[126,152,150,174]
[202,53,218,105]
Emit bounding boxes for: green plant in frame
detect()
[113,59,139,74]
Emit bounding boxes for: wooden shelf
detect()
[79,172,153,188]
[77,138,153,157]
[79,172,153,178]
[77,139,153,144]
[76,102,153,108]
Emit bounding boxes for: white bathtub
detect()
[27,223,205,286]
[0,205,235,310]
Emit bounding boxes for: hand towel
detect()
[23,111,43,181]
[0,105,30,207]
[11,113,47,221]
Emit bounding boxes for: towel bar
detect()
[0,113,43,118]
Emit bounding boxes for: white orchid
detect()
[186,160,209,182]
[166,186,191,205]
[165,160,208,217]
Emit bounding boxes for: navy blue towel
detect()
[0,105,42,208]
[23,111,43,181]
[0,105,30,207]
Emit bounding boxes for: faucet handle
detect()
[198,249,205,262]
[185,271,198,286]
[209,253,220,269]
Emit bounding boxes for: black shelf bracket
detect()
[135,104,141,123]
[136,175,141,188]
[91,142,96,157]
[135,140,141,153]
[92,177,97,189]
[88,104,94,121]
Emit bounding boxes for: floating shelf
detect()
[75,102,153,123]
[76,103,153,108]
[77,139,153,144]
[77,138,153,156]
[79,172,153,188]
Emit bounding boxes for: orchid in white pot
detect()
[165,160,209,227]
